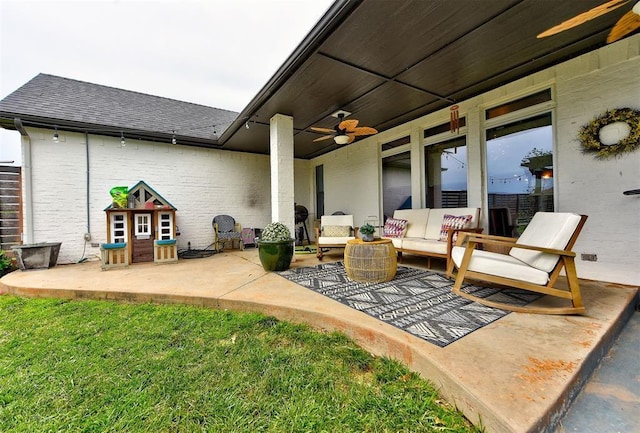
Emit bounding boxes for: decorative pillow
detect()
[322,225,352,237]
[438,214,473,242]
[383,218,408,238]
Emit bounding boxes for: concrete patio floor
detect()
[0,249,637,433]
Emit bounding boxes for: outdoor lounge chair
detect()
[213,215,243,251]
[447,212,588,315]
[315,214,357,260]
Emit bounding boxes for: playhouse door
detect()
[131,212,154,263]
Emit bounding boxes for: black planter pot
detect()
[257,239,294,271]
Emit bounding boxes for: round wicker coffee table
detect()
[344,238,397,283]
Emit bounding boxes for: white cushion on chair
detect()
[320,215,354,227]
[509,212,582,273]
[318,236,354,245]
[452,247,550,285]
[318,215,355,247]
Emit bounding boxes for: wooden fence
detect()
[0,166,22,251]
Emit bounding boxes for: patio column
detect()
[269,114,295,238]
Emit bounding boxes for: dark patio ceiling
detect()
[219,0,637,159]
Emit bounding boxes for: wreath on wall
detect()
[578,107,640,159]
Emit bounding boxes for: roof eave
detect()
[0,112,223,149]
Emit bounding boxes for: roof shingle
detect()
[0,73,238,143]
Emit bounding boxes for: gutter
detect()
[85,132,90,237]
[217,0,363,145]
[13,118,34,243]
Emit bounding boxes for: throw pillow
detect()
[322,225,352,237]
[438,214,473,242]
[383,218,408,238]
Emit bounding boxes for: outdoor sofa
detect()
[382,208,482,269]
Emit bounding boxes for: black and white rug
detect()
[278,261,540,347]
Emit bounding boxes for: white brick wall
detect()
[25,128,274,263]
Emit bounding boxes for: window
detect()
[485,89,551,120]
[158,212,173,240]
[382,151,411,220]
[425,137,467,208]
[315,165,324,217]
[486,112,553,236]
[135,213,151,239]
[110,212,128,243]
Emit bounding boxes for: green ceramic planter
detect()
[257,239,294,271]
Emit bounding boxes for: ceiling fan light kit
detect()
[310,109,378,146]
[334,134,350,145]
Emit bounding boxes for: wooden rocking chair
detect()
[447,212,588,315]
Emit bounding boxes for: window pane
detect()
[425,137,467,208]
[315,165,324,217]
[382,151,411,221]
[486,113,553,236]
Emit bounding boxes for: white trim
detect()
[110,212,128,243]
[134,213,151,238]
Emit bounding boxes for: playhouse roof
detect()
[104,180,177,211]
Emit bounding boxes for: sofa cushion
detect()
[383,217,408,238]
[438,214,474,241]
[322,225,352,237]
[402,238,448,255]
[393,209,430,238]
[425,208,479,240]
[387,237,404,249]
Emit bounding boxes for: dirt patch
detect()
[518,356,577,385]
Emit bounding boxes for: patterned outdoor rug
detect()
[278,261,541,347]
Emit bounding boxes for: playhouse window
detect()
[158,212,174,240]
[110,212,128,243]
[135,214,151,239]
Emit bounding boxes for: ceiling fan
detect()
[310,110,378,145]
[537,0,640,43]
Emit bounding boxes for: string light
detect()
[29,118,229,146]
[489,175,526,184]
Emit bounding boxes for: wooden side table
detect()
[344,238,397,283]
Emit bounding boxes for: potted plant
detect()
[257,222,294,271]
[359,223,376,242]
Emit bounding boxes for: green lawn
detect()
[0,296,480,432]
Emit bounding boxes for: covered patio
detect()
[0,1,638,431]
[0,251,637,433]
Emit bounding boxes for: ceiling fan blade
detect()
[339,119,359,132]
[310,126,335,133]
[537,0,628,38]
[607,9,640,42]
[346,134,356,144]
[313,135,335,142]
[352,126,378,136]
